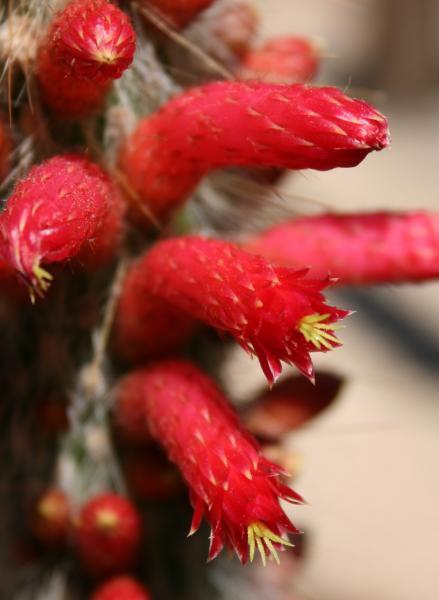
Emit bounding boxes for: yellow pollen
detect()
[92,45,119,65]
[38,498,58,520]
[247,522,293,566]
[298,313,342,350]
[95,509,118,530]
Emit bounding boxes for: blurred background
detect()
[221,1,439,598]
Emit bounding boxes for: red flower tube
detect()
[127,236,348,383]
[119,360,304,563]
[212,1,259,60]
[36,0,136,117]
[30,489,71,547]
[112,256,196,365]
[119,81,389,222]
[244,211,439,285]
[141,0,215,29]
[90,576,151,600]
[241,36,321,83]
[0,155,124,298]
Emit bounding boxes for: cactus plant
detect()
[2,1,431,599]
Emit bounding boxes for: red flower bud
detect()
[36,0,136,117]
[120,81,389,223]
[90,576,150,600]
[76,493,141,577]
[0,155,124,299]
[244,211,439,285]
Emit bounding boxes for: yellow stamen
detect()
[248,525,256,563]
[93,49,119,65]
[247,522,293,566]
[95,509,118,530]
[256,536,266,566]
[298,313,342,350]
[264,537,280,565]
[29,262,53,302]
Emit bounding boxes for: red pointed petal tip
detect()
[188,493,204,537]
[361,107,390,150]
[207,525,225,562]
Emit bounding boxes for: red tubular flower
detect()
[52,0,136,83]
[120,360,304,564]
[113,370,155,445]
[142,0,215,29]
[76,493,141,577]
[244,211,439,285]
[0,155,124,299]
[30,489,71,547]
[211,1,260,59]
[129,236,348,383]
[119,81,389,222]
[112,257,196,365]
[241,36,321,83]
[36,0,136,117]
[90,576,151,600]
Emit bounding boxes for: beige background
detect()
[224,1,439,598]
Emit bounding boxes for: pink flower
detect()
[119,360,305,563]
[132,236,348,383]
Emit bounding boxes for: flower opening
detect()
[247,521,294,566]
[299,312,342,350]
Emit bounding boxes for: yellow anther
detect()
[95,509,118,530]
[247,522,293,566]
[298,313,342,350]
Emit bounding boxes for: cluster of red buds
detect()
[0,0,432,598]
